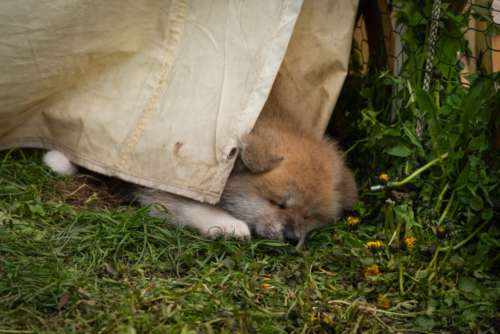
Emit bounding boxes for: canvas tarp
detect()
[0,0,359,204]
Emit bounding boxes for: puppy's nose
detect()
[284,233,299,246]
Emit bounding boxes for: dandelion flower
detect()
[443,277,455,286]
[348,217,360,226]
[377,294,391,309]
[321,315,336,328]
[364,264,381,276]
[367,241,384,253]
[347,216,361,233]
[389,264,399,272]
[261,277,272,290]
[364,265,382,284]
[403,236,416,251]
[379,174,389,182]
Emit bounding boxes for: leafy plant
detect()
[341,0,500,331]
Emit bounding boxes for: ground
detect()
[0,150,498,333]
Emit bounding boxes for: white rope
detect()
[416,0,442,139]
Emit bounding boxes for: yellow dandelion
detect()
[403,236,416,251]
[364,265,382,278]
[322,315,335,328]
[367,241,384,252]
[377,294,391,309]
[389,264,399,272]
[348,217,360,226]
[379,174,389,182]
[347,216,361,233]
[261,277,271,290]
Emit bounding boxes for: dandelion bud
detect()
[445,222,455,236]
[428,208,438,220]
[436,227,447,240]
[421,219,429,231]
[389,243,399,254]
[455,262,464,275]
[333,251,344,260]
[418,245,431,257]
[433,69,442,81]
[398,239,407,252]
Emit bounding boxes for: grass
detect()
[1,149,499,333]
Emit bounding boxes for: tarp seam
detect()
[118,0,188,169]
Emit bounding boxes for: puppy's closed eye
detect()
[269,200,286,209]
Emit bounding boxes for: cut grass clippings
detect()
[1,149,499,333]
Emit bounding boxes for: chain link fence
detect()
[327,0,500,222]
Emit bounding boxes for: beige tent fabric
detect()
[0,0,359,204]
[272,0,360,137]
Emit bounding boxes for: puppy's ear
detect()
[241,128,283,174]
[337,166,359,210]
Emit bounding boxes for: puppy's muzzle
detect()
[284,232,300,247]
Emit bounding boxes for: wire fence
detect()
[327,0,500,222]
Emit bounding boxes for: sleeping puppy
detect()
[44,99,358,248]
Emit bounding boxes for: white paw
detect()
[43,151,78,176]
[206,220,251,240]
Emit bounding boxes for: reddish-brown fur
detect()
[219,98,358,247]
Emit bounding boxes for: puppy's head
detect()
[219,124,358,248]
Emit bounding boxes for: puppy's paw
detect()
[44,151,78,176]
[206,220,251,241]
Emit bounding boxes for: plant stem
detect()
[436,236,455,279]
[436,190,455,227]
[439,219,491,252]
[389,153,449,187]
[417,216,425,245]
[396,219,404,293]
[426,243,441,271]
[384,206,390,244]
[485,252,500,268]
[434,182,450,211]
[448,199,460,222]
[405,264,424,293]
[399,252,404,293]
[434,86,440,107]
[428,126,447,179]
[389,206,395,232]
